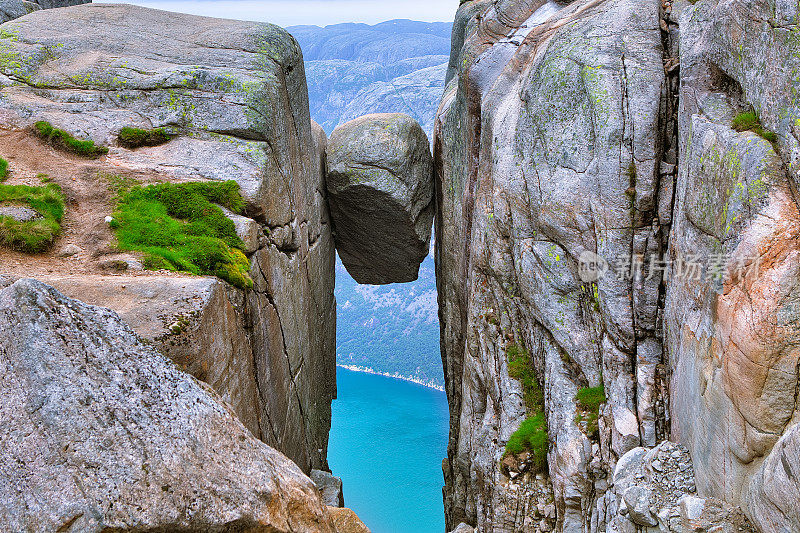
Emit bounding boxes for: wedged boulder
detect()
[0,279,335,532]
[326,113,434,285]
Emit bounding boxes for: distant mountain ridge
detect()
[288,19,451,137]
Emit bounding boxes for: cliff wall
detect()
[435,1,800,531]
[0,3,336,474]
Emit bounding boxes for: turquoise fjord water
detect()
[328,367,449,533]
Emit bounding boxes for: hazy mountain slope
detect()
[288,19,451,137]
[334,255,441,389]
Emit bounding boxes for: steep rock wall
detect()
[436,0,800,532]
[435,1,672,530]
[667,0,800,528]
[0,4,335,474]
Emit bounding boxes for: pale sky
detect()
[98,1,460,27]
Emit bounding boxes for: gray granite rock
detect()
[0,3,336,476]
[311,469,345,508]
[743,423,800,532]
[667,0,800,521]
[435,1,670,530]
[0,205,41,221]
[0,278,335,533]
[326,112,434,284]
[0,0,39,23]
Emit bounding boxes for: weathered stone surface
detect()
[327,508,371,533]
[0,278,335,533]
[33,274,263,438]
[667,0,800,522]
[434,1,671,530]
[311,469,345,508]
[0,3,336,474]
[326,112,434,284]
[743,422,800,532]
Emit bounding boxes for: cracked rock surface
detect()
[434,0,800,532]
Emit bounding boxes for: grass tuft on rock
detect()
[0,183,65,252]
[575,385,606,439]
[505,342,548,471]
[111,180,253,289]
[0,158,8,182]
[732,111,778,146]
[33,121,109,158]
[118,127,173,149]
[505,413,548,471]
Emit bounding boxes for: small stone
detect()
[0,206,41,222]
[58,244,83,257]
[310,469,344,508]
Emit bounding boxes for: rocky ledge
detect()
[0,2,336,475]
[0,278,336,532]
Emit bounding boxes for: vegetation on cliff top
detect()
[118,127,172,149]
[34,121,109,158]
[0,183,65,252]
[110,180,253,289]
[505,341,548,471]
[0,158,8,182]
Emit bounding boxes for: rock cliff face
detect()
[0,278,335,533]
[435,0,799,532]
[0,3,335,475]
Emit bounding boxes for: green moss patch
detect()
[505,342,548,471]
[575,385,606,439]
[118,127,172,149]
[111,180,253,290]
[732,111,778,146]
[0,183,65,252]
[505,413,548,470]
[0,158,8,182]
[34,121,109,158]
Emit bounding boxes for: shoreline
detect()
[336,364,445,392]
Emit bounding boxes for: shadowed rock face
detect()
[0,3,336,475]
[327,113,434,285]
[0,279,335,533]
